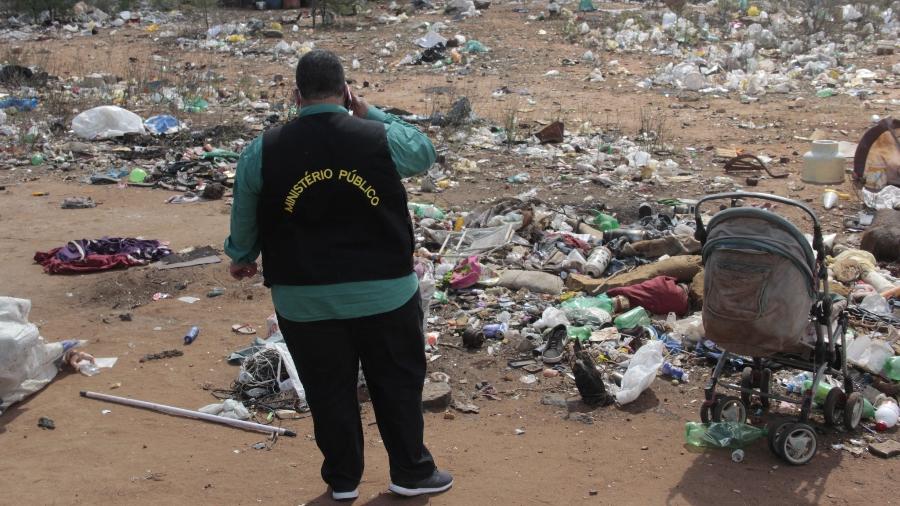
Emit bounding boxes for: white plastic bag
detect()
[846,335,893,374]
[0,297,79,413]
[198,399,250,420]
[265,342,306,402]
[615,340,665,405]
[671,313,705,342]
[533,306,569,330]
[71,105,146,140]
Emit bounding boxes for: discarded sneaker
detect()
[542,324,569,364]
[389,469,453,497]
[331,487,359,501]
[571,339,613,406]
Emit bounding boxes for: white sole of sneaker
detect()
[332,489,359,501]
[542,354,563,364]
[388,480,454,497]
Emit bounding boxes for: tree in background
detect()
[2,0,76,20]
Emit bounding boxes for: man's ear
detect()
[293,88,302,106]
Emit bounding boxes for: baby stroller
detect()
[693,192,861,465]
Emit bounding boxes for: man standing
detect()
[225,50,452,501]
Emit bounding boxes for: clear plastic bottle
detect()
[77,360,101,377]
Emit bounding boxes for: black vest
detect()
[258,112,414,286]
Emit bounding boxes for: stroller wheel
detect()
[712,396,747,424]
[776,423,817,465]
[843,392,864,430]
[740,367,754,407]
[700,401,716,423]
[823,387,847,427]
[767,418,791,457]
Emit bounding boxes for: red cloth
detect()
[34,248,144,274]
[607,275,689,316]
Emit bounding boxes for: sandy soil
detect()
[1,1,899,504]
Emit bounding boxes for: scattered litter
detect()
[140,349,184,362]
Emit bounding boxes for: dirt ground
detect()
[1,1,899,505]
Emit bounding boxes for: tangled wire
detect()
[847,305,900,332]
[212,348,308,421]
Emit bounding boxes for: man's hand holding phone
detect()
[345,85,369,118]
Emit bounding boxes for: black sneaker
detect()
[389,470,453,497]
[542,324,569,364]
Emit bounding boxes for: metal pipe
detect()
[80,391,296,437]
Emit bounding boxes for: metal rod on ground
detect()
[80,391,297,437]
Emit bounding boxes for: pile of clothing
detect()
[34,237,172,274]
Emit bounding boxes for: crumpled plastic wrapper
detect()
[829,249,876,283]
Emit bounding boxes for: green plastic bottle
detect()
[592,212,619,231]
[614,307,650,330]
[883,357,900,381]
[408,203,445,219]
[863,398,875,419]
[684,421,767,449]
[567,326,592,342]
[801,379,831,405]
[802,379,876,418]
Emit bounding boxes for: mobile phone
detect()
[344,84,354,112]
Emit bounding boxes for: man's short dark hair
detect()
[295,49,345,100]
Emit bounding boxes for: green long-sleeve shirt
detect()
[224,103,435,322]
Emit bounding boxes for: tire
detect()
[700,401,715,424]
[740,367,754,407]
[776,423,817,465]
[823,387,846,427]
[712,396,747,424]
[759,368,772,411]
[767,418,791,457]
[844,392,864,430]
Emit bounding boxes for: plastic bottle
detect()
[483,322,508,339]
[77,360,101,376]
[592,212,619,231]
[611,295,631,313]
[183,326,200,345]
[661,361,689,382]
[883,357,900,381]
[614,307,651,330]
[801,140,844,184]
[408,202,445,219]
[783,372,810,394]
[583,246,611,278]
[603,229,649,242]
[874,398,899,431]
[822,189,838,209]
[567,326,592,342]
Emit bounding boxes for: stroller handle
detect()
[693,192,824,256]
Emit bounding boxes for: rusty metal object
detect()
[853,117,900,183]
[724,153,788,178]
[536,121,564,144]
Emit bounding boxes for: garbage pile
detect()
[403,188,899,456]
[564,3,900,100]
